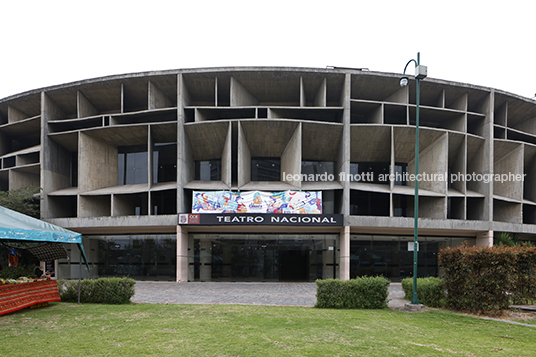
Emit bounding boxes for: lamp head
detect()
[400,76,409,87]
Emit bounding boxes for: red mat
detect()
[0,280,61,316]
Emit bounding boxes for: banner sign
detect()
[179,213,343,226]
[192,191,322,214]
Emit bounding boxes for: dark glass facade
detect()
[91,234,176,280]
[251,158,281,181]
[192,234,338,282]
[350,235,471,280]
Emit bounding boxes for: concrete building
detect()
[1,67,535,282]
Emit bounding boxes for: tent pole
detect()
[78,258,81,305]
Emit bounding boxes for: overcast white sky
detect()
[1,1,534,100]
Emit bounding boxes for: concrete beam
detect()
[77,91,98,118]
[79,132,118,192]
[230,77,259,106]
[149,81,172,110]
[299,77,306,107]
[221,122,232,187]
[494,141,523,201]
[314,78,326,107]
[237,121,251,187]
[281,123,302,187]
[8,105,28,123]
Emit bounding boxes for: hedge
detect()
[401,277,445,308]
[315,276,390,309]
[57,277,136,304]
[439,245,536,311]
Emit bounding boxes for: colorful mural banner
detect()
[192,191,322,214]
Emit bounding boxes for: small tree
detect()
[0,186,41,218]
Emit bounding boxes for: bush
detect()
[401,277,445,307]
[439,245,536,311]
[0,266,35,280]
[57,277,136,304]
[315,276,390,309]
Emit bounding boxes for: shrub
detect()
[439,245,536,311]
[401,277,445,307]
[315,276,390,309]
[57,277,136,304]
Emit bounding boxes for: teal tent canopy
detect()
[0,205,89,271]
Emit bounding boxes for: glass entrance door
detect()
[192,234,338,282]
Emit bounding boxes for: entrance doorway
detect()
[192,233,338,282]
[279,250,309,281]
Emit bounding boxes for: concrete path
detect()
[132,281,408,308]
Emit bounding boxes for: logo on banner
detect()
[179,214,200,224]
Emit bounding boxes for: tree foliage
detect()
[0,186,41,218]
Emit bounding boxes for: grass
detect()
[1,303,536,356]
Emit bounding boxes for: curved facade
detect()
[1,67,536,281]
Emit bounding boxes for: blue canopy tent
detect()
[0,205,89,271]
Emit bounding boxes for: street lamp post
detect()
[400,52,427,305]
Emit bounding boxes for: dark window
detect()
[349,162,388,184]
[301,161,335,180]
[118,145,148,185]
[195,160,222,181]
[392,163,407,186]
[153,143,177,183]
[251,158,280,181]
[96,235,176,280]
[393,195,408,217]
[151,190,177,215]
[350,190,389,216]
[349,162,407,185]
[70,152,78,187]
[4,156,15,168]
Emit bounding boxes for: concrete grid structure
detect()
[1,67,535,282]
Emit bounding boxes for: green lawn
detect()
[1,303,536,356]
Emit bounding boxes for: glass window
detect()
[118,145,148,185]
[153,143,177,183]
[301,161,335,180]
[92,235,176,280]
[350,190,389,216]
[251,158,280,181]
[392,163,408,186]
[192,234,338,282]
[349,162,388,184]
[151,190,177,215]
[195,160,222,181]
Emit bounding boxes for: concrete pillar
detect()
[200,239,212,281]
[476,230,493,247]
[339,226,350,280]
[176,225,189,282]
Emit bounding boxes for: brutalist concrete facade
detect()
[1,67,535,281]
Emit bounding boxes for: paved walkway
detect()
[132,281,408,308]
